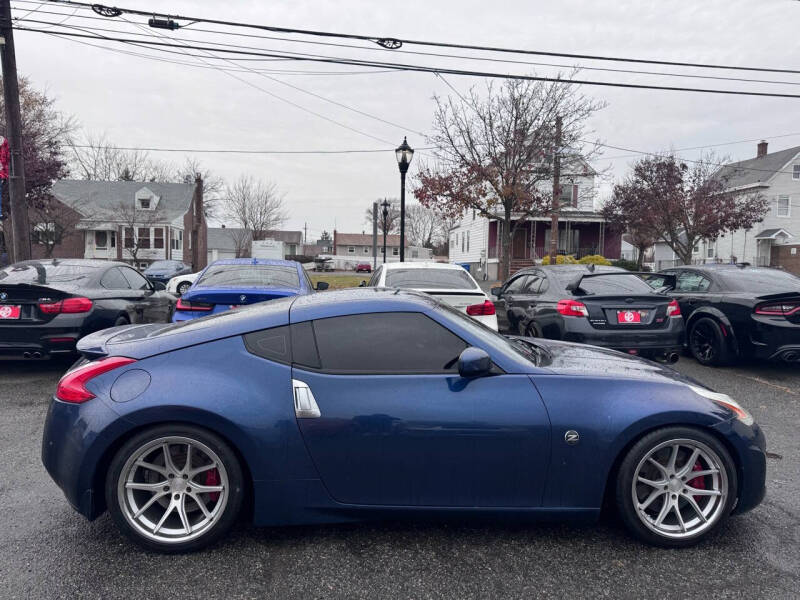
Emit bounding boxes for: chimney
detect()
[757,140,768,158]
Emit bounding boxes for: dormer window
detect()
[793,164,800,180]
[135,187,159,210]
[138,197,151,210]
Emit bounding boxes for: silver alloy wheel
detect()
[177,282,191,295]
[631,438,728,539]
[117,436,228,544]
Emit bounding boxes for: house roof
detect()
[207,227,251,251]
[717,145,800,189]
[51,180,195,225]
[754,228,794,240]
[336,232,405,247]
[263,230,303,244]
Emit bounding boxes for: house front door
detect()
[512,225,528,259]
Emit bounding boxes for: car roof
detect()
[382,261,465,271]
[664,264,775,274]
[518,265,626,275]
[207,258,300,268]
[11,258,129,269]
[291,286,437,315]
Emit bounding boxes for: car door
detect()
[507,272,546,335]
[120,267,170,322]
[290,312,551,508]
[494,274,531,332]
[672,270,713,316]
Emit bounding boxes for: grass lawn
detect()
[310,273,368,290]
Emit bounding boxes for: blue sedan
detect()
[42,289,766,552]
[172,258,320,322]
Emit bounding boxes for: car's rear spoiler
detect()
[565,271,675,293]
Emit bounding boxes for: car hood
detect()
[530,337,699,386]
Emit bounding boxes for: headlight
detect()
[689,385,753,426]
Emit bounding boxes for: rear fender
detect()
[686,307,740,355]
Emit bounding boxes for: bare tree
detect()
[27,195,85,258]
[405,203,440,248]
[223,176,287,240]
[175,157,225,220]
[225,227,252,258]
[111,199,166,264]
[415,75,605,279]
[365,199,400,236]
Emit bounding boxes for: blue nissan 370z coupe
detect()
[41,288,766,553]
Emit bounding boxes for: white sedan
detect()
[166,271,199,296]
[366,262,498,330]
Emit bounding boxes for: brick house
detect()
[28,178,207,271]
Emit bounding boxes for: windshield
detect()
[195,264,300,289]
[385,268,478,290]
[148,261,181,270]
[0,262,97,284]
[434,300,544,366]
[716,268,800,293]
[576,274,655,295]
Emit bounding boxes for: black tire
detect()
[113,315,129,327]
[689,317,731,366]
[177,281,191,295]
[106,424,245,553]
[522,321,538,338]
[615,426,737,548]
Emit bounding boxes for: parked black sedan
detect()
[492,265,684,361]
[0,259,175,360]
[143,260,192,286]
[647,264,800,366]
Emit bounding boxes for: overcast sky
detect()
[13,0,800,240]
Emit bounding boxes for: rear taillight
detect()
[466,300,496,316]
[557,299,588,317]
[56,356,137,403]
[755,302,800,316]
[667,299,681,317]
[176,298,213,312]
[38,297,93,314]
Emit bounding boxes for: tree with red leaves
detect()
[413,76,604,280]
[603,154,769,266]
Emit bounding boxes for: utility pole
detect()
[371,201,378,270]
[303,222,307,244]
[1,0,31,262]
[548,115,562,264]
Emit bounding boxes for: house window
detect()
[777,195,790,217]
[348,246,355,253]
[472,209,476,220]
[392,247,399,256]
[461,233,465,253]
[95,231,108,248]
[171,229,183,251]
[364,247,370,254]
[32,222,54,245]
[793,165,800,180]
[138,227,151,249]
[466,230,470,252]
[707,246,715,259]
[124,227,134,248]
[153,228,164,249]
[138,197,151,210]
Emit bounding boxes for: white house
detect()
[653,142,800,271]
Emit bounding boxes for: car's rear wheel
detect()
[616,427,737,547]
[689,317,730,366]
[177,281,191,295]
[113,315,129,327]
[107,424,244,553]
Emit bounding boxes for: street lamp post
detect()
[395,137,414,262]
[381,199,390,264]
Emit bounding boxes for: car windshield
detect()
[576,274,655,295]
[715,268,800,293]
[435,300,545,366]
[195,264,300,289]
[385,268,477,290]
[149,261,180,270]
[0,262,97,284]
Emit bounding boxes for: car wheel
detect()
[519,321,537,338]
[177,281,191,295]
[689,317,730,366]
[106,424,244,553]
[615,426,737,547]
[114,315,129,327]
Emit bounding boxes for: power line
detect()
[16,26,800,99]
[65,142,436,154]
[597,132,800,161]
[36,0,800,76]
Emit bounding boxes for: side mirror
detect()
[315,281,329,291]
[359,280,367,287]
[458,347,492,378]
[152,281,166,291]
[490,286,503,297]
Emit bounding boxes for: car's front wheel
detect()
[106,424,244,553]
[616,427,737,547]
[177,281,192,295]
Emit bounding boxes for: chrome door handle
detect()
[292,379,321,418]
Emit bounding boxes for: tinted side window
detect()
[676,272,711,292]
[368,267,382,287]
[505,275,530,294]
[121,267,151,290]
[312,312,467,374]
[523,275,543,294]
[291,321,321,369]
[100,267,131,290]
[243,325,291,364]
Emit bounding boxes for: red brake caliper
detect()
[205,468,221,502]
[687,461,705,501]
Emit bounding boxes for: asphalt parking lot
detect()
[0,357,797,599]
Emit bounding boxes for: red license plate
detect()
[617,310,642,324]
[0,305,21,319]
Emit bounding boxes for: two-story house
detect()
[653,142,800,274]
[447,156,621,279]
[34,178,207,271]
